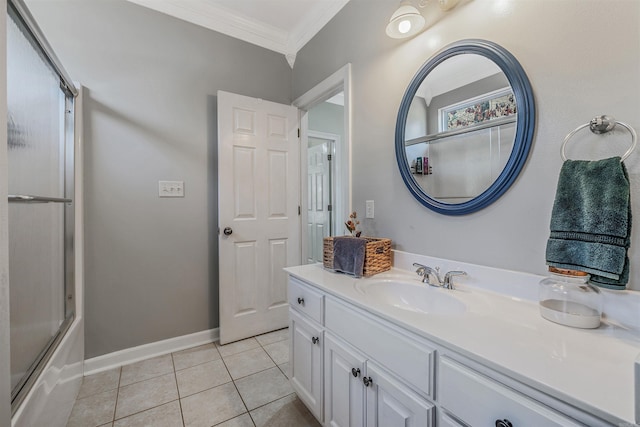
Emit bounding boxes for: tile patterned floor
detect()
[66,328,320,427]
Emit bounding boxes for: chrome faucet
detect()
[413,263,442,285]
[443,271,467,290]
[413,263,467,290]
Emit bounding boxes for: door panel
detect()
[306,139,332,263]
[218,91,300,344]
[365,362,434,427]
[290,310,324,421]
[324,333,366,427]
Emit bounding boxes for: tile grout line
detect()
[171,352,187,427]
[112,367,122,424]
[218,349,257,427]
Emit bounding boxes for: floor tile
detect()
[176,359,232,397]
[214,413,254,427]
[217,337,260,357]
[113,401,183,427]
[262,339,289,365]
[181,382,246,427]
[173,343,221,371]
[78,368,121,399]
[223,347,275,379]
[235,367,293,410]
[66,388,117,427]
[115,373,178,419]
[255,328,289,346]
[120,354,174,386]
[278,363,289,379]
[250,393,320,427]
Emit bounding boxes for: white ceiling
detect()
[126,0,351,67]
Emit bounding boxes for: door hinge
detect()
[328,204,332,211]
[327,154,332,161]
[298,128,300,138]
[298,205,301,215]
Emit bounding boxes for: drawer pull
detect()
[495,420,513,427]
[363,376,373,387]
[351,368,361,378]
[297,297,305,305]
[312,336,319,344]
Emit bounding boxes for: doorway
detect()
[294,64,352,265]
[306,131,338,263]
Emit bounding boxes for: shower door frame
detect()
[7,0,80,416]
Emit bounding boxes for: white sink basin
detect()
[355,279,466,315]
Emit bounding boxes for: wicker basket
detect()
[323,236,392,277]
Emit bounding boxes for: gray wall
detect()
[309,101,345,140]
[293,0,640,291]
[27,0,292,358]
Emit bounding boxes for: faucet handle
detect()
[412,263,429,283]
[443,270,467,289]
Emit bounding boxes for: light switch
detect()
[366,200,374,218]
[159,181,184,197]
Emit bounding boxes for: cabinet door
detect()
[290,309,323,421]
[439,357,585,427]
[365,362,434,427]
[324,333,366,427]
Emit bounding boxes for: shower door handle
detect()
[9,195,72,204]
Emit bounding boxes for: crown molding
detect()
[127,0,350,68]
[287,0,350,54]
[128,0,289,54]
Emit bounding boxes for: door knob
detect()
[223,227,233,236]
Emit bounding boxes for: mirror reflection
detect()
[404,54,517,203]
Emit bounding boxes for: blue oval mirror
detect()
[395,39,535,215]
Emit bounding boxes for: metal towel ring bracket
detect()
[561,115,637,162]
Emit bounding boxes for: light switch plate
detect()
[159,181,184,197]
[365,200,374,218]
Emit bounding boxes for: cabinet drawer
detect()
[439,357,584,427]
[325,297,435,398]
[289,277,324,324]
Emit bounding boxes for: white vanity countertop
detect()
[285,262,640,424]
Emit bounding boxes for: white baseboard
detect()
[83,328,219,376]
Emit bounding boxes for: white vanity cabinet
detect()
[324,333,434,427]
[287,265,640,427]
[290,276,435,427]
[289,277,325,422]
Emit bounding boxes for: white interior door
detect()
[306,137,333,263]
[218,90,300,344]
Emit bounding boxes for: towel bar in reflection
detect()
[561,115,637,161]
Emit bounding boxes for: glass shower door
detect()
[7,1,75,411]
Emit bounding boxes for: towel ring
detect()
[561,115,637,161]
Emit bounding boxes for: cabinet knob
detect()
[312,336,319,344]
[363,376,373,387]
[495,420,513,427]
[351,368,361,377]
[297,297,304,305]
[223,227,233,236]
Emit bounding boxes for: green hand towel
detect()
[545,157,631,290]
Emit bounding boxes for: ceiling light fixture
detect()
[385,0,426,39]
